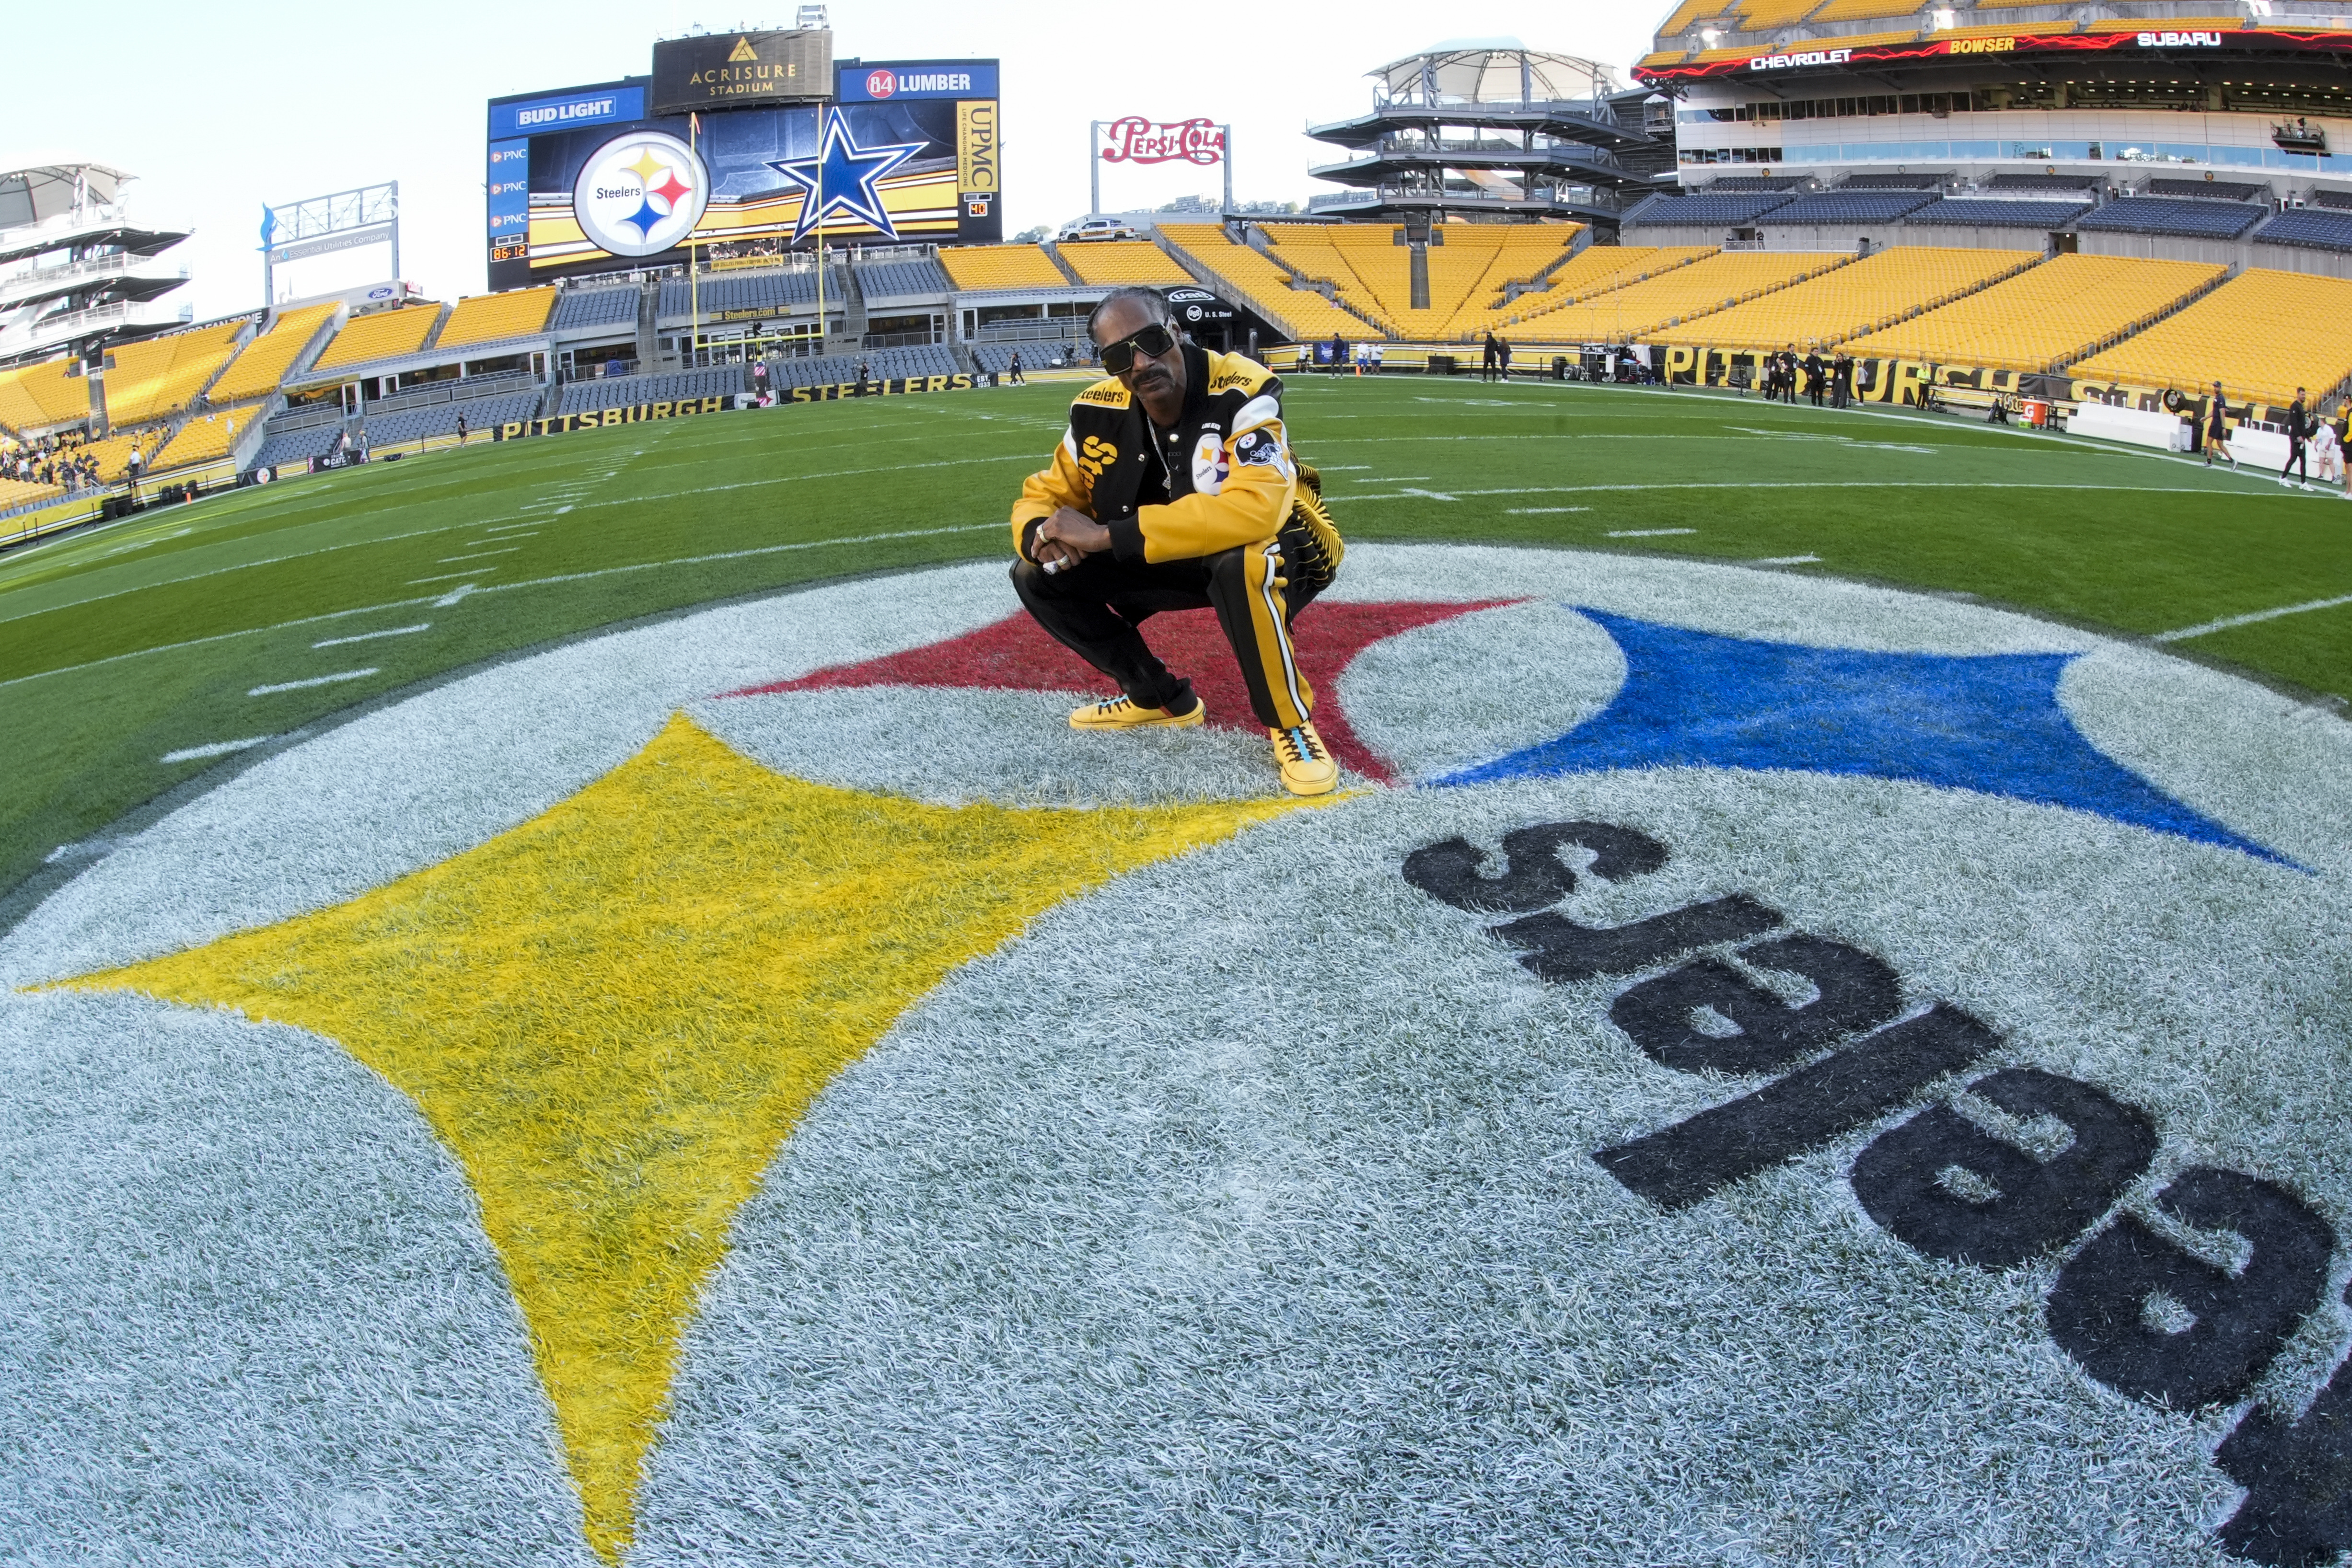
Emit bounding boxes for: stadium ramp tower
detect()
[0,164,194,370]
[1305,42,1675,236]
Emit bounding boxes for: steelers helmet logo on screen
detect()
[570,130,708,259]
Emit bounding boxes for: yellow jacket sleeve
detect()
[1009,429,1095,561]
[1110,415,1298,565]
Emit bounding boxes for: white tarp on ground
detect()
[2068,401,2191,451]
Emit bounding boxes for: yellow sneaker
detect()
[1268,723,1339,796]
[1070,694,1205,730]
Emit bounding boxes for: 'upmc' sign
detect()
[834,59,999,101]
[488,85,646,140]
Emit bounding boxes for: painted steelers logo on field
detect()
[570,130,708,260]
[4,546,2350,1567]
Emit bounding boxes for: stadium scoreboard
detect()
[486,39,1001,290]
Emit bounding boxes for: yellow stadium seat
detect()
[2081,13,2236,26]
[0,475,64,509]
[437,288,556,350]
[938,245,1069,290]
[1802,0,1919,18]
[1500,251,1846,343]
[1658,0,1739,33]
[1854,254,2225,372]
[0,358,91,435]
[1503,247,1720,330]
[207,303,339,405]
[310,305,444,373]
[1057,241,1193,287]
[152,404,268,471]
[1654,246,2037,352]
[2069,268,2352,410]
[1155,225,1382,343]
[1734,0,1826,29]
[100,324,248,427]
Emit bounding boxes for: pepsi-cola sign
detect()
[1098,116,1225,165]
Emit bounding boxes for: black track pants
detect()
[1011,542,1323,729]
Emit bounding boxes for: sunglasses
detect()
[1097,323,1177,375]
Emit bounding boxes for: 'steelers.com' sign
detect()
[651,30,832,115]
[1098,117,1225,165]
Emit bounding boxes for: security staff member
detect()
[1010,286,1345,796]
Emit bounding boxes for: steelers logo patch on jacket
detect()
[1233,423,1290,479]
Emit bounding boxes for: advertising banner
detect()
[1638,25,2352,82]
[651,31,831,115]
[489,86,646,140]
[1097,117,1225,166]
[493,375,975,440]
[486,84,1001,288]
[836,60,1000,102]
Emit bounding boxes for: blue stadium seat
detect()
[550,288,642,332]
[557,366,750,415]
[852,258,953,299]
[1763,191,1936,224]
[1624,193,1795,226]
[970,341,1084,373]
[1906,198,2092,229]
[2076,198,2263,241]
[762,345,962,391]
[2254,208,2352,253]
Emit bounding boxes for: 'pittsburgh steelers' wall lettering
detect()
[1850,1067,2159,1271]
[2046,1168,2335,1411]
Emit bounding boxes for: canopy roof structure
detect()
[1371,43,1623,108]
[0,165,133,234]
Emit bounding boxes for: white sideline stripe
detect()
[159,734,278,764]
[2153,592,2352,642]
[0,521,1000,693]
[438,548,520,563]
[1607,527,1693,537]
[249,667,378,697]
[1753,554,1822,565]
[1342,481,2286,502]
[409,570,487,584]
[313,623,430,648]
[0,454,1033,627]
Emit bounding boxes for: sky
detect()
[1,0,1662,323]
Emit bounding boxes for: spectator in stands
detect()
[2281,387,2311,488]
[1483,332,1501,382]
[1008,350,1025,385]
[2205,384,2238,469]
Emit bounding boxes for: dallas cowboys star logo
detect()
[764,108,924,243]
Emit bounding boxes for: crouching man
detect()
[1009,286,1346,796]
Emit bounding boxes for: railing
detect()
[268,402,345,432]
[1308,185,1626,213]
[365,370,538,413]
[0,251,188,303]
[975,319,1085,343]
[862,329,943,349]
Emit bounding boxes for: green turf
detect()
[2,378,2341,900]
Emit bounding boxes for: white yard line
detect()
[1607,527,1693,537]
[313,623,430,649]
[0,521,1001,693]
[1753,554,1823,565]
[1509,507,1592,514]
[158,734,279,765]
[437,548,520,563]
[409,570,487,584]
[0,455,1033,627]
[2153,593,2352,642]
[249,668,378,697]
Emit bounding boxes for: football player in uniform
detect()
[1009,287,1346,796]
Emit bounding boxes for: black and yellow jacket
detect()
[1011,344,1342,586]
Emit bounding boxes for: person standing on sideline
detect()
[1483,332,1500,382]
[1007,350,1025,385]
[1329,331,1346,378]
[1804,350,1825,406]
[1832,351,1854,409]
[456,411,469,447]
[2281,387,2311,487]
[2205,383,2238,469]
[1497,336,1513,382]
